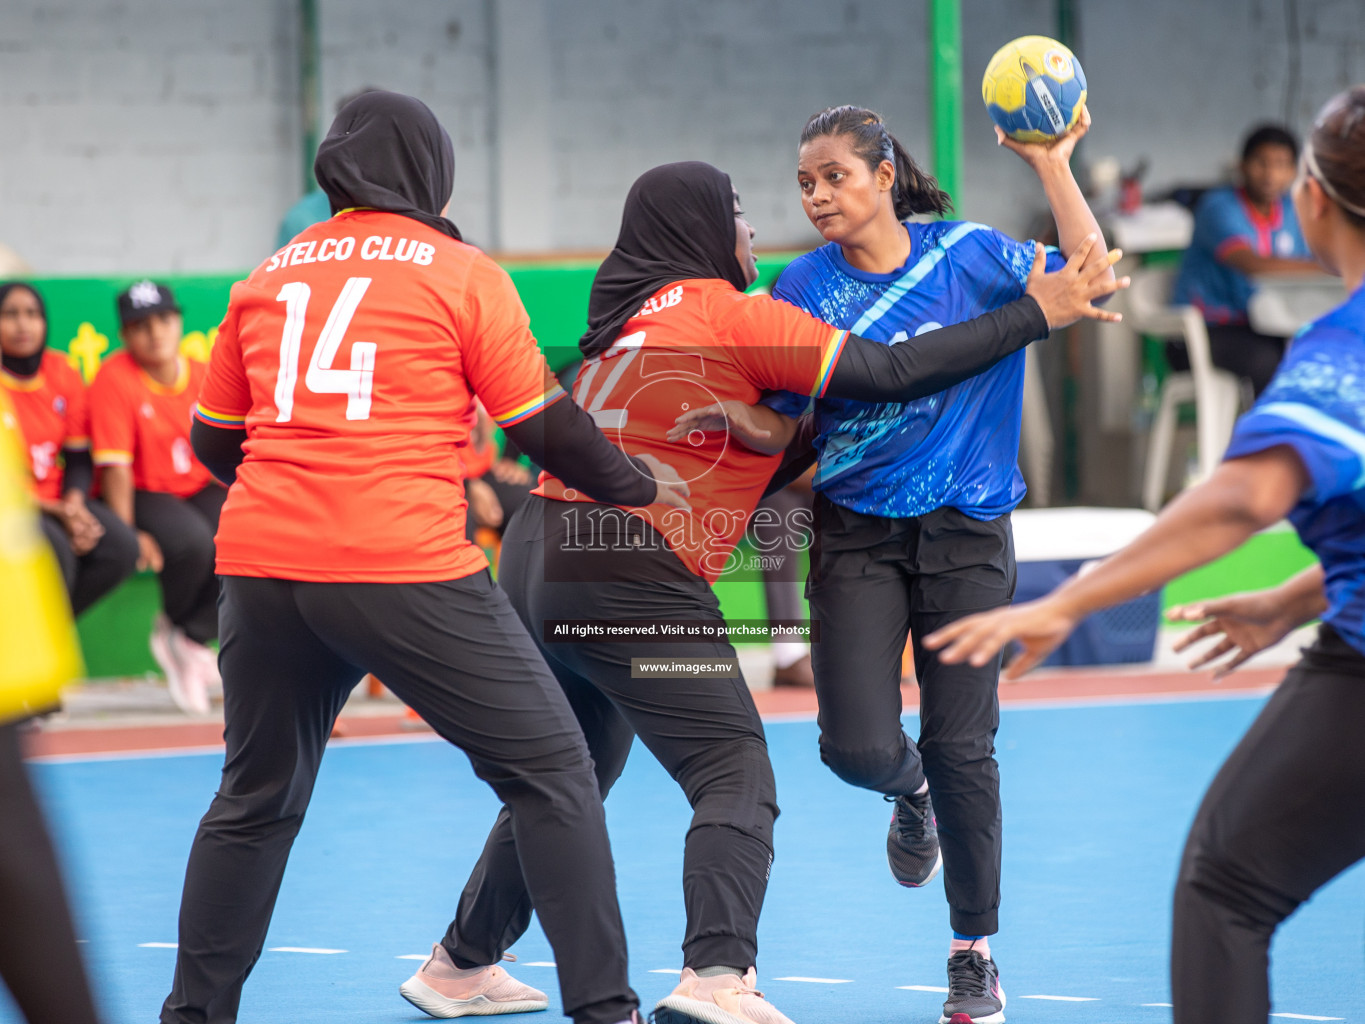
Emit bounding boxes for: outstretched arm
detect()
[924,446,1310,678]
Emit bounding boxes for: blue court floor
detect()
[7,692,1363,1023]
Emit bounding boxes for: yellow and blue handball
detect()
[982,35,1087,143]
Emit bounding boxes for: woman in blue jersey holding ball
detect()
[926,85,1365,1024]
[767,104,1113,1024]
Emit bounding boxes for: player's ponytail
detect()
[1306,85,1365,230]
[800,105,953,220]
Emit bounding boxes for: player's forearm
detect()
[190,419,247,486]
[60,448,93,497]
[1049,465,1291,622]
[1221,249,1321,276]
[1272,564,1329,627]
[1037,162,1114,278]
[503,396,656,508]
[828,298,1047,404]
[735,405,799,455]
[99,465,136,526]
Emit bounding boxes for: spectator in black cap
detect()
[90,281,224,715]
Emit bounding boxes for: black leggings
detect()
[0,722,100,1024]
[1171,626,1365,1023]
[135,486,226,643]
[807,495,1014,937]
[40,499,138,616]
[1165,323,1286,397]
[161,572,637,1024]
[445,497,779,972]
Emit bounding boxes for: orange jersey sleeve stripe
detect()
[91,449,133,466]
[194,403,247,428]
[490,384,567,428]
[812,329,849,398]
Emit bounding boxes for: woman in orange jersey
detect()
[91,281,225,716]
[0,282,138,614]
[405,161,1124,1024]
[164,92,689,1024]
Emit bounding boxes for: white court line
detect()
[523,961,556,967]
[1142,1003,1174,1008]
[267,946,347,954]
[773,976,853,984]
[138,942,178,949]
[1020,994,1099,1002]
[396,954,427,960]
[898,985,950,993]
[1271,1015,1344,1021]
[648,969,681,975]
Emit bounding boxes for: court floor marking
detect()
[122,946,1347,1019]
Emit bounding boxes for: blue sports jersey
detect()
[770,220,1062,520]
[1172,186,1309,325]
[1223,280,1365,655]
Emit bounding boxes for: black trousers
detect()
[135,486,227,643]
[40,499,138,616]
[1166,323,1286,398]
[445,497,779,972]
[753,486,811,623]
[0,722,101,1024]
[1171,626,1365,1023]
[161,572,637,1024]
[807,495,1014,937]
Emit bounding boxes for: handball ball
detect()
[982,35,1087,143]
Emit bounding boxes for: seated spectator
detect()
[0,282,138,614]
[1172,123,1320,395]
[91,281,224,715]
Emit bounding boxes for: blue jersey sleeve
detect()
[1224,329,1365,501]
[1192,190,1252,260]
[762,265,817,418]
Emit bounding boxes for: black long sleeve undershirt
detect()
[762,295,1049,497]
[827,294,1049,403]
[502,395,657,507]
[189,396,658,509]
[60,448,93,497]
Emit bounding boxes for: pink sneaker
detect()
[654,967,796,1024]
[399,943,548,1018]
[151,615,210,716]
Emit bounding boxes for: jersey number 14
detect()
[273,278,377,422]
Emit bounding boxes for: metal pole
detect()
[928,0,963,214]
[300,0,321,193]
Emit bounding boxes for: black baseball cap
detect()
[117,279,181,327]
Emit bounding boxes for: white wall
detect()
[1,0,1362,274]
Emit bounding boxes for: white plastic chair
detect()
[1127,267,1243,511]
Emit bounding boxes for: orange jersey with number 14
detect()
[534,278,846,581]
[195,209,564,583]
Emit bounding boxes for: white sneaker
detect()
[172,630,222,699]
[152,615,210,716]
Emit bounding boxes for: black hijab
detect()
[314,90,463,241]
[0,282,48,378]
[580,161,749,358]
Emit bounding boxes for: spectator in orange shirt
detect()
[91,281,225,715]
[0,281,137,614]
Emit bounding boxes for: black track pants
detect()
[40,499,138,616]
[1171,626,1365,1023]
[445,497,779,972]
[806,495,1014,937]
[160,572,637,1024]
[134,486,226,643]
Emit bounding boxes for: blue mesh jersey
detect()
[770,220,1063,519]
[1172,186,1309,325]
[1223,280,1365,655]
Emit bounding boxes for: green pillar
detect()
[300,0,321,193]
[928,0,964,213]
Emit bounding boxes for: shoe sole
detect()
[939,988,1006,1024]
[653,996,768,1024]
[399,977,548,1018]
[894,848,944,888]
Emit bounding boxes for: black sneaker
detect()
[939,949,1006,1024]
[886,789,942,887]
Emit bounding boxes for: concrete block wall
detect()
[1,0,1363,275]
